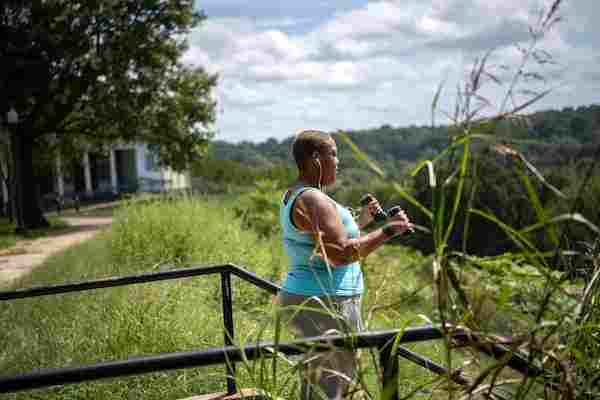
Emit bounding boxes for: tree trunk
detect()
[12,123,48,232]
[3,149,13,222]
[5,178,12,222]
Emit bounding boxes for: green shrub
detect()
[233,179,282,237]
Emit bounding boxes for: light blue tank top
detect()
[280,187,364,296]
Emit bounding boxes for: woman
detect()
[279,130,411,399]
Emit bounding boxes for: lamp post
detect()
[6,107,25,233]
[6,108,18,125]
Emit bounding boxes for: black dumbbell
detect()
[360,195,414,233]
[359,194,387,222]
[387,206,414,233]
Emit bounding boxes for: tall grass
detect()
[1,195,443,399]
[4,2,597,398]
[339,1,599,398]
[0,196,285,399]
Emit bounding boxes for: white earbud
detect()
[313,152,322,190]
[313,152,320,165]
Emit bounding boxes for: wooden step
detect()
[180,388,263,400]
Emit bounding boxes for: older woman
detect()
[279,130,411,400]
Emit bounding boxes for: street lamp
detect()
[6,107,18,125]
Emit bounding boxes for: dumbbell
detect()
[359,194,414,233]
[359,194,387,222]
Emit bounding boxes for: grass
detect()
[0,192,244,253]
[0,185,566,398]
[1,193,543,400]
[0,195,285,399]
[0,194,479,400]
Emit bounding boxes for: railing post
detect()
[221,271,236,395]
[379,344,399,400]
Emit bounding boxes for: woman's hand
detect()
[386,208,412,236]
[357,196,384,229]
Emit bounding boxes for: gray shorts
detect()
[278,291,364,400]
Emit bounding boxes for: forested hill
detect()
[196,104,600,257]
[208,104,600,173]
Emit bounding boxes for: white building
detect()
[51,142,191,200]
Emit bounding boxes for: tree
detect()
[0,127,12,220]
[0,0,217,230]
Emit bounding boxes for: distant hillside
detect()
[206,103,600,176]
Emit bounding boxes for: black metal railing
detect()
[0,325,543,395]
[0,264,545,398]
[0,263,278,395]
[0,263,279,300]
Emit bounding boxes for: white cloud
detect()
[320,1,422,39]
[254,16,317,30]
[184,0,600,143]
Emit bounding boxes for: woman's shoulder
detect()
[285,185,319,196]
[284,185,317,204]
[295,188,337,211]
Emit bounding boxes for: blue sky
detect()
[185,1,600,143]
[195,1,369,33]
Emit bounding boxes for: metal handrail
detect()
[228,264,279,294]
[0,263,279,301]
[0,263,278,394]
[0,264,547,398]
[0,325,541,394]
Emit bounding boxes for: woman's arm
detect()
[293,191,410,267]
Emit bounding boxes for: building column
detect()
[83,151,93,196]
[55,153,65,198]
[135,144,145,192]
[109,149,118,194]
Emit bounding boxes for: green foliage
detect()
[2,0,216,145]
[233,179,282,237]
[202,104,599,181]
[0,197,289,398]
[3,1,600,398]
[191,157,294,190]
[1,0,217,228]
[340,2,600,396]
[399,149,600,260]
[1,196,441,399]
[110,194,269,273]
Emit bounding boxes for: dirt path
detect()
[0,217,113,287]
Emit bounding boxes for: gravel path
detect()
[0,217,113,287]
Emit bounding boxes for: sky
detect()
[183,0,600,143]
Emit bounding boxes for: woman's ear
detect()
[312,153,321,167]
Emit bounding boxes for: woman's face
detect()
[318,138,339,186]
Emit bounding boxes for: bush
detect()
[232,179,282,237]
[108,194,288,283]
